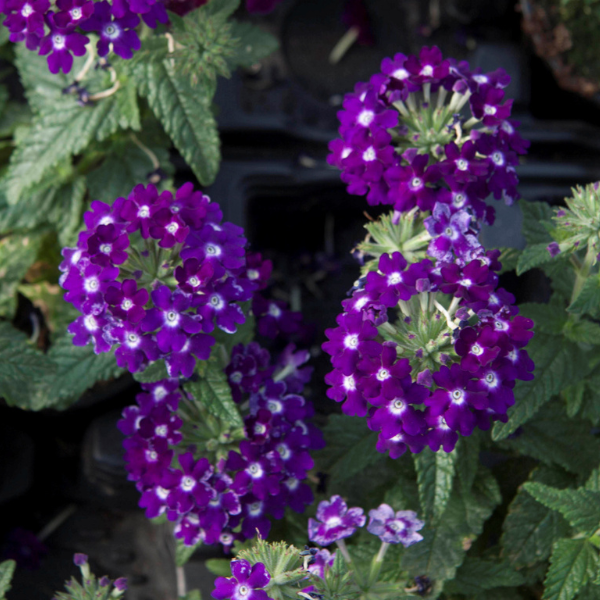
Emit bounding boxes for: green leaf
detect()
[176,538,202,567]
[86,138,172,204]
[585,468,600,492]
[563,381,587,418]
[524,482,600,535]
[520,200,554,245]
[444,557,525,595]
[205,559,232,577]
[315,415,382,487]
[134,60,220,185]
[133,360,170,383]
[0,231,43,317]
[569,275,600,316]
[496,247,521,274]
[185,357,242,427]
[492,334,590,440]
[199,0,240,19]
[414,447,457,522]
[0,322,56,409]
[563,317,600,345]
[517,243,556,275]
[94,73,141,140]
[228,21,278,68]
[179,591,201,600]
[35,335,126,410]
[502,403,600,476]
[0,560,16,599]
[401,469,500,594]
[519,302,567,335]
[455,433,480,493]
[543,539,599,600]
[502,467,572,568]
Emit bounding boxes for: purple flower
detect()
[38,15,88,74]
[87,224,130,266]
[3,0,49,42]
[470,85,513,126]
[454,326,501,373]
[211,559,271,600]
[81,1,141,59]
[547,242,560,257]
[308,495,366,546]
[73,553,88,566]
[114,578,128,592]
[440,141,489,185]
[367,504,424,546]
[405,46,449,84]
[167,453,212,515]
[54,0,93,28]
[105,279,149,324]
[252,295,302,340]
[425,203,479,263]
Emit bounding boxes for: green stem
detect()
[571,243,596,305]
[336,540,366,588]
[366,542,389,587]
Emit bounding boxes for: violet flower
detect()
[367,504,424,546]
[308,495,366,546]
[211,559,271,600]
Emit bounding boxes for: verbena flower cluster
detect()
[324,47,535,455]
[60,182,267,378]
[1,0,282,74]
[308,495,423,548]
[212,559,271,600]
[327,46,530,236]
[323,249,534,455]
[119,341,323,549]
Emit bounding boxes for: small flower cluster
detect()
[308,495,423,548]
[327,46,529,229]
[212,559,272,600]
[60,182,259,378]
[119,341,323,549]
[323,249,534,455]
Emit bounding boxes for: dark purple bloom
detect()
[470,85,513,126]
[440,141,489,185]
[81,2,141,59]
[167,453,212,515]
[211,559,270,600]
[3,0,49,42]
[252,295,302,340]
[324,368,369,417]
[454,326,501,373]
[547,242,560,257]
[425,203,479,263]
[105,279,149,324]
[174,258,214,294]
[405,46,449,83]
[367,504,424,546]
[73,553,88,566]
[114,578,128,592]
[308,495,365,546]
[38,15,88,74]
[54,0,93,27]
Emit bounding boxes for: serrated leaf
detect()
[569,275,600,316]
[94,74,141,140]
[0,560,16,599]
[176,537,202,567]
[199,0,240,19]
[33,335,126,410]
[401,469,500,596]
[86,139,172,204]
[456,434,480,493]
[502,467,573,568]
[519,302,567,335]
[0,322,56,409]
[133,359,170,383]
[524,482,600,535]
[496,246,521,274]
[228,21,278,68]
[585,468,600,493]
[0,231,43,317]
[444,557,525,595]
[205,559,232,577]
[492,334,590,440]
[563,317,600,344]
[414,447,457,522]
[315,415,382,487]
[520,200,554,245]
[134,60,220,185]
[564,381,586,417]
[502,402,600,476]
[543,539,599,600]
[185,357,242,427]
[517,243,557,275]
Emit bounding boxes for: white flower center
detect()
[254,423,266,434]
[205,244,220,256]
[210,294,224,309]
[457,159,469,171]
[459,278,472,288]
[357,110,374,127]
[126,332,140,347]
[344,334,359,349]
[247,269,259,280]
[451,389,464,403]
[21,3,33,16]
[485,372,497,386]
[343,375,356,391]
[166,311,178,324]
[122,298,133,310]
[237,586,249,597]
[392,68,409,80]
[389,520,406,532]
[70,7,82,18]
[420,65,433,77]
[494,319,508,331]
[249,502,262,516]
[230,372,243,384]
[327,516,342,527]
[341,147,352,159]
[268,303,282,318]
[53,34,66,49]
[248,463,263,478]
[138,206,150,218]
[156,486,169,501]
[84,277,100,292]
[286,477,300,491]
[484,104,497,115]
[100,243,112,254]
[84,315,98,331]
[166,222,179,234]
[453,192,466,207]
[277,444,291,460]
[362,147,376,162]
[103,23,120,39]
[267,399,282,413]
[155,425,168,437]
[471,343,483,356]
[388,272,402,285]
[377,368,390,381]
[188,276,200,287]
[181,476,195,492]
[492,151,504,166]
[411,177,423,189]
[153,386,167,401]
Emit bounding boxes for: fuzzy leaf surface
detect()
[414,447,457,522]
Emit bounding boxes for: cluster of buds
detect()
[119,341,323,549]
[55,554,127,600]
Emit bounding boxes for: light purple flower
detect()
[308,495,366,546]
[367,504,424,546]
